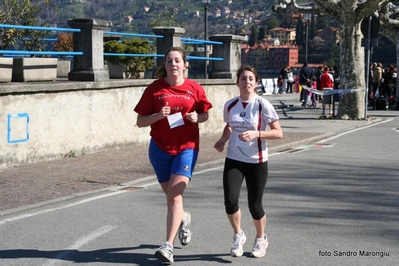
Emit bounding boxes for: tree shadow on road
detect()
[0,244,233,265]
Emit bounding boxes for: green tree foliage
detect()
[0,0,52,55]
[266,17,280,29]
[104,39,154,77]
[150,10,186,28]
[295,16,304,47]
[258,25,268,40]
[310,14,317,40]
[248,25,259,46]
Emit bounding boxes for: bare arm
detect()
[136,102,170,128]
[214,123,231,152]
[186,112,209,124]
[238,120,283,142]
[261,120,283,139]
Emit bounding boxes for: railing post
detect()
[67,18,109,81]
[208,34,246,81]
[152,27,185,69]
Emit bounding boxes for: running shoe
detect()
[155,241,174,264]
[231,231,246,257]
[251,234,269,258]
[178,211,192,246]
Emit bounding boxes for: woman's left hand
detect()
[186,112,198,123]
[238,130,257,142]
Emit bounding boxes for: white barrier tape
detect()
[301,86,364,96]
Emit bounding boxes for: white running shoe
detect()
[251,234,269,258]
[155,241,174,264]
[231,231,246,257]
[178,211,192,246]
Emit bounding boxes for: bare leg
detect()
[160,174,189,244]
[227,209,242,234]
[253,215,266,238]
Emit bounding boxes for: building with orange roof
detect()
[241,43,299,71]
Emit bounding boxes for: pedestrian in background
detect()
[372,62,382,98]
[286,67,294,93]
[277,75,284,94]
[134,47,213,264]
[279,65,288,94]
[299,62,314,104]
[320,66,334,115]
[294,73,300,93]
[214,65,283,259]
[315,65,323,102]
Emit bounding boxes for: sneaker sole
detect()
[155,251,173,264]
[251,240,269,258]
[251,251,266,258]
[179,212,192,246]
[231,235,246,257]
[231,250,244,257]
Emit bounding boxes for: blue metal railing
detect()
[0,24,224,61]
[102,32,224,61]
[0,23,82,57]
[0,24,80,32]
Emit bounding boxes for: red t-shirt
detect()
[134,78,213,155]
[320,71,334,89]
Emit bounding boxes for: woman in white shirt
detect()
[214,65,283,259]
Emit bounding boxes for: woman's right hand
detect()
[214,139,226,152]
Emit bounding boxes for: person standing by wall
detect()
[214,65,283,259]
[279,65,288,94]
[134,47,213,264]
[286,67,294,93]
[315,65,323,102]
[277,74,284,94]
[372,62,382,98]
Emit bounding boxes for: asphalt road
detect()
[0,113,397,265]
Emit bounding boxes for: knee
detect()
[249,205,265,220]
[225,197,239,215]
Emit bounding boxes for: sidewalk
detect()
[0,92,388,215]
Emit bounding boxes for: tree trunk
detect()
[396,36,399,106]
[337,21,366,119]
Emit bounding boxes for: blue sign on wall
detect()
[7,113,30,144]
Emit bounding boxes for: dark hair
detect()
[236,65,260,82]
[154,47,187,79]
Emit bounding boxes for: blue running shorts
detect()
[149,138,198,183]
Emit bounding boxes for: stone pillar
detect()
[67,18,109,81]
[209,34,246,81]
[152,27,185,68]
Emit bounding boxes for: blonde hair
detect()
[154,47,187,79]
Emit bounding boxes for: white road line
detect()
[318,118,393,143]
[42,225,116,266]
[0,191,126,226]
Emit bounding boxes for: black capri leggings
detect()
[223,158,268,220]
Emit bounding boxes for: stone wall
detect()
[0,79,238,167]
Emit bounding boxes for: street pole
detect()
[204,3,208,79]
[365,16,372,119]
[305,19,308,62]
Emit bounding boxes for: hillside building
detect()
[241,43,299,71]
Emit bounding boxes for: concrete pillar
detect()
[209,34,246,81]
[152,27,185,68]
[67,18,109,81]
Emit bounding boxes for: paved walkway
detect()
[0,92,392,215]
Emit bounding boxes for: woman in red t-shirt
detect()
[134,47,213,264]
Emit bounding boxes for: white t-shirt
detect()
[224,95,279,164]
